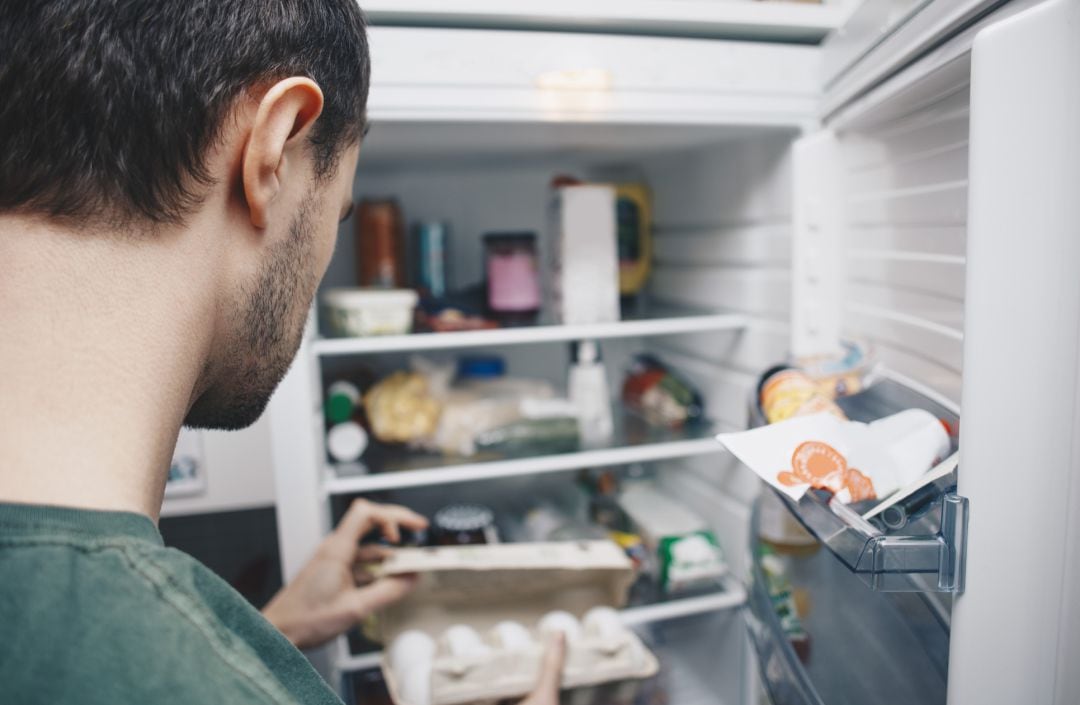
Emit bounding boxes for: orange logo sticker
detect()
[777,441,877,502]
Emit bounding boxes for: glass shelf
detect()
[747,373,968,593]
[312,305,746,357]
[324,415,727,494]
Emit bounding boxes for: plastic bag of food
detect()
[621,355,703,428]
[363,370,443,444]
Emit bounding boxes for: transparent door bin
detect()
[775,485,967,593]
[749,375,969,594]
[746,506,952,705]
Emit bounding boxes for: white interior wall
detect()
[636,134,797,581]
[837,84,969,404]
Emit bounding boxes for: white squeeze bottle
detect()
[569,340,614,448]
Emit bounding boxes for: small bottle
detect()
[569,341,614,448]
[324,380,361,424]
[357,199,405,288]
[413,221,450,299]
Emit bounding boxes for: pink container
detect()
[484,233,540,321]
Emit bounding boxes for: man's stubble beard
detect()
[184,196,320,431]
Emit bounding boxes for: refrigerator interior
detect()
[316,122,799,704]
[290,8,978,701]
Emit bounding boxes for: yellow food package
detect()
[614,183,652,296]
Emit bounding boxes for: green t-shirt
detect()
[0,502,344,705]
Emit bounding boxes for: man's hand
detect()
[520,633,566,705]
[262,499,428,650]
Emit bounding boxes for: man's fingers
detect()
[340,574,420,620]
[328,500,428,555]
[352,546,392,585]
[328,499,376,552]
[368,503,429,545]
[355,544,393,564]
[525,633,566,704]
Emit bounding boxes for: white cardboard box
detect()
[549,185,619,326]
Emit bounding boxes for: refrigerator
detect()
[265,1,1080,703]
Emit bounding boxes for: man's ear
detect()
[242,77,324,229]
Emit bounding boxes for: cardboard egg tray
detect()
[376,541,660,705]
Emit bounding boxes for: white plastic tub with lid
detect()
[322,287,418,337]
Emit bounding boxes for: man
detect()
[0,1,563,703]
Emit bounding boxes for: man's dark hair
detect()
[0,1,369,226]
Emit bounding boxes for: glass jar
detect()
[432,504,498,545]
[483,232,540,324]
[356,199,405,288]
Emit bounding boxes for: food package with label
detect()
[549,183,619,326]
[718,409,950,504]
[757,545,811,663]
[616,483,728,594]
[621,355,704,428]
[375,542,659,705]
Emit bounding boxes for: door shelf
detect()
[749,374,968,593]
[335,575,746,675]
[312,309,747,357]
[746,501,951,705]
[774,484,967,593]
[324,416,728,494]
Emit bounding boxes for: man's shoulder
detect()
[0,535,331,705]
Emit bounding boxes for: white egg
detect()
[388,630,437,675]
[582,606,623,641]
[537,610,582,643]
[490,620,534,650]
[441,624,491,658]
[397,660,433,705]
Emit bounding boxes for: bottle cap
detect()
[327,421,368,463]
[571,340,601,363]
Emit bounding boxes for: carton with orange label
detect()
[717,410,950,504]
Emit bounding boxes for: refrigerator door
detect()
[745,376,957,705]
[949,1,1080,704]
[752,1,1079,704]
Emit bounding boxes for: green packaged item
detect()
[474,417,580,455]
[617,482,728,594]
[656,530,727,593]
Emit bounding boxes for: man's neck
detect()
[0,216,219,521]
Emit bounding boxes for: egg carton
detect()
[374,541,660,705]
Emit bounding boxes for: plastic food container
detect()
[322,287,418,337]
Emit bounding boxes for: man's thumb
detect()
[527,632,566,703]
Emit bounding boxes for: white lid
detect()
[327,421,369,462]
[322,287,419,307]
